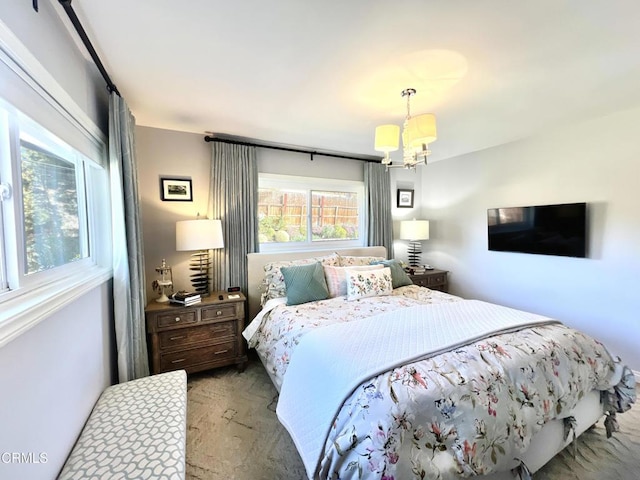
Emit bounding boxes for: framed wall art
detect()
[160,177,193,202]
[397,189,414,208]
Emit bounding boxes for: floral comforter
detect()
[245,285,635,479]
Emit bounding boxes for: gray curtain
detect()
[210,143,259,295]
[364,162,394,258]
[109,92,149,382]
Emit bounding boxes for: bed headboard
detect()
[246,246,387,320]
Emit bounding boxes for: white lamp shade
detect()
[400,220,430,241]
[176,219,224,251]
[374,124,400,152]
[406,113,437,148]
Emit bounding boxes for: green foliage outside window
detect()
[21,142,82,274]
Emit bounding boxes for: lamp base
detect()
[189,251,212,296]
[407,241,422,268]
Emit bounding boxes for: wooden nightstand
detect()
[408,269,449,293]
[145,292,247,374]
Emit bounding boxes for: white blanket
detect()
[276,299,556,479]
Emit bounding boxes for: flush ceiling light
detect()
[374,88,437,170]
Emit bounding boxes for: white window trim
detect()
[0,265,111,348]
[0,19,106,151]
[0,19,112,348]
[259,173,366,253]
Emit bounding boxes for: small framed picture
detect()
[397,189,414,208]
[160,177,192,202]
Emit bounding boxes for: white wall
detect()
[419,107,640,371]
[0,284,114,479]
[136,126,212,302]
[390,167,425,262]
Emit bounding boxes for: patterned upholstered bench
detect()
[58,370,187,480]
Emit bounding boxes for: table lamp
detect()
[176,217,224,296]
[400,219,430,267]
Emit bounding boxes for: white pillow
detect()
[346,267,393,301]
[323,264,384,298]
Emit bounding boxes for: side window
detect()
[258,174,364,251]
[0,100,104,297]
[20,140,88,274]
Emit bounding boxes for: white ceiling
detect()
[70,0,640,162]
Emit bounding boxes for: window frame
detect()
[16,114,92,282]
[0,101,111,348]
[258,173,366,253]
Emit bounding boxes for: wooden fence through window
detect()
[258,191,358,227]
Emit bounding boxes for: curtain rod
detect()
[57,0,120,96]
[204,133,382,163]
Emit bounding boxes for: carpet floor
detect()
[185,360,639,480]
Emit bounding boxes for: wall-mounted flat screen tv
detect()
[487,202,587,258]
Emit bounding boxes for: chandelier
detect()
[374,88,437,169]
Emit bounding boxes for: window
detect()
[0,102,100,292]
[0,27,111,347]
[0,97,110,343]
[20,140,87,275]
[258,174,365,251]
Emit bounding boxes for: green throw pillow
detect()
[281,261,330,305]
[370,259,413,289]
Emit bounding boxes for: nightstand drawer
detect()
[201,304,237,322]
[157,310,197,329]
[408,269,449,293]
[160,341,237,371]
[158,321,236,349]
[412,277,429,287]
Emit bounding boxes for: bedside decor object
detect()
[397,189,414,208]
[400,219,430,267]
[153,259,173,303]
[374,88,437,170]
[176,216,224,296]
[160,177,192,201]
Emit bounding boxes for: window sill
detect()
[0,265,112,348]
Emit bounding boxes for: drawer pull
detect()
[175,317,181,322]
[216,310,223,316]
[214,349,229,355]
[169,335,186,341]
[171,358,186,364]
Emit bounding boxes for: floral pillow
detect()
[345,267,393,301]
[337,254,386,267]
[323,264,384,298]
[370,259,413,289]
[261,253,339,305]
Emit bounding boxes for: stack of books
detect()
[169,291,201,306]
[405,265,434,275]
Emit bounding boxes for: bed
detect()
[244,247,635,480]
